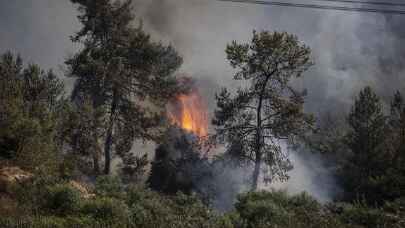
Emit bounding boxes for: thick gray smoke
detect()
[1,0,404,204]
[269,146,341,203]
[131,0,405,203]
[132,0,405,111]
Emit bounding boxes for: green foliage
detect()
[340,87,403,204]
[331,201,404,228]
[81,197,130,223]
[45,184,81,215]
[0,52,65,174]
[94,175,125,199]
[346,87,387,173]
[233,190,332,228]
[67,0,185,175]
[0,216,122,228]
[231,191,405,228]
[384,91,405,200]
[126,186,229,228]
[13,174,61,214]
[1,3,404,226]
[5,182,405,228]
[213,31,314,189]
[61,99,105,176]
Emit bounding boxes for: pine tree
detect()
[382,91,405,201]
[213,31,314,190]
[343,86,388,202]
[61,99,105,175]
[389,91,405,164]
[0,52,65,173]
[67,0,184,174]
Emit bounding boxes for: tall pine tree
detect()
[343,86,388,203]
[67,0,184,174]
[0,52,65,173]
[213,31,314,190]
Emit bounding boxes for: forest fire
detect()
[167,89,209,137]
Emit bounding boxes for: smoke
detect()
[1,0,405,204]
[269,149,341,203]
[131,0,405,110]
[147,127,253,211]
[0,0,79,88]
[130,0,405,203]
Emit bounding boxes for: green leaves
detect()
[0,52,64,173]
[343,87,390,204]
[67,0,185,175]
[213,31,314,188]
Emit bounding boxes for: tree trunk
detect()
[104,126,113,174]
[92,139,101,175]
[251,73,272,191]
[251,154,262,190]
[103,90,118,175]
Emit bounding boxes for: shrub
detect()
[337,202,404,228]
[46,183,81,215]
[233,190,345,228]
[126,186,231,228]
[81,197,130,224]
[94,175,125,199]
[234,191,292,228]
[13,174,60,214]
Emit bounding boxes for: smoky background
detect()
[1,0,404,207]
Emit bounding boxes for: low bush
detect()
[46,183,81,215]
[81,197,130,224]
[94,175,125,199]
[4,181,405,228]
[233,190,346,228]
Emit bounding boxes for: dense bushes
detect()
[233,191,342,228]
[6,178,405,228]
[5,176,230,227]
[94,175,125,199]
[46,184,82,215]
[81,197,130,223]
[0,53,65,174]
[126,185,231,228]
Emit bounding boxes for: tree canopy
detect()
[0,52,65,173]
[213,31,314,190]
[67,0,185,174]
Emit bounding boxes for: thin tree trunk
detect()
[93,155,100,175]
[104,90,118,175]
[92,140,101,175]
[104,126,113,174]
[251,73,273,191]
[91,97,103,175]
[252,154,262,190]
[252,97,263,190]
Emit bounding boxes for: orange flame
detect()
[167,90,208,137]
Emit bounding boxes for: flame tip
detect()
[167,89,208,137]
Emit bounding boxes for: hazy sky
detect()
[1,0,403,113]
[132,0,405,115]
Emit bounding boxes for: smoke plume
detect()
[1,0,405,205]
[130,0,405,203]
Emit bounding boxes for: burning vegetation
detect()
[2,0,405,227]
[167,88,209,137]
